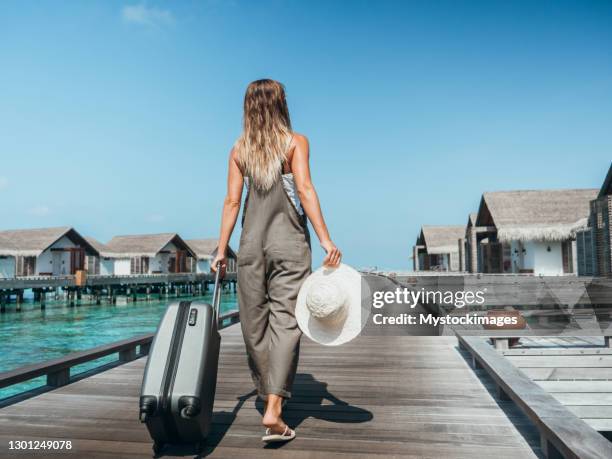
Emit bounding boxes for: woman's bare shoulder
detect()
[291,132,309,151]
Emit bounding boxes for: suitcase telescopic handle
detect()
[212,261,222,324]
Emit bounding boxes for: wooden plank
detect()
[522,367,612,380]
[536,381,612,393]
[507,355,612,368]
[583,419,612,432]
[549,393,612,406]
[566,405,612,418]
[504,349,612,356]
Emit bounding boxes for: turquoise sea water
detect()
[0,292,238,400]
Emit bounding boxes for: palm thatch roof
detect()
[85,237,113,258]
[185,239,237,260]
[0,227,98,257]
[476,189,598,243]
[464,213,477,238]
[416,225,465,255]
[104,233,196,258]
[598,163,612,198]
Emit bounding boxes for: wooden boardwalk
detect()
[0,323,542,458]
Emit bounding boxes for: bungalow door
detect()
[52,251,62,276]
[488,242,503,273]
[69,248,85,274]
[175,250,186,273]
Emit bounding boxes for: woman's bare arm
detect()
[291,134,341,267]
[212,149,243,273]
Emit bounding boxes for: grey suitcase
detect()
[139,270,222,454]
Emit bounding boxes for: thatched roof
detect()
[185,239,237,260]
[599,163,612,198]
[104,233,196,258]
[85,237,113,257]
[477,189,598,242]
[0,227,98,257]
[416,225,465,255]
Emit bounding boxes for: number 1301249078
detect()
[8,440,73,450]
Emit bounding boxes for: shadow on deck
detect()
[0,322,542,458]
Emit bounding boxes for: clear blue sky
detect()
[1,0,611,269]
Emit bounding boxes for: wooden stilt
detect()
[0,292,6,313]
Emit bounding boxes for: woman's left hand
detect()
[321,239,342,267]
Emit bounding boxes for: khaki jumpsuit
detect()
[237,148,312,400]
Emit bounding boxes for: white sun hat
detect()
[296,263,370,346]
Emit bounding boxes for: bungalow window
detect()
[562,241,573,274]
[188,257,197,273]
[130,257,149,274]
[16,256,36,277]
[87,256,100,275]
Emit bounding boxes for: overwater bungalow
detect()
[103,233,196,275]
[185,239,237,274]
[472,189,597,275]
[413,225,465,271]
[0,227,98,278]
[576,163,612,276]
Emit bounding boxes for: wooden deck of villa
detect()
[0,324,542,458]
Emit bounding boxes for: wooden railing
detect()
[457,333,612,458]
[0,310,239,393]
[0,272,237,290]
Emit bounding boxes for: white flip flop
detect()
[262,425,296,443]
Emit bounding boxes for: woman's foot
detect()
[262,394,290,436]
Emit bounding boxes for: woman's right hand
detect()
[211,253,227,278]
[321,239,342,267]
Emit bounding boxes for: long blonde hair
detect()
[234,79,292,191]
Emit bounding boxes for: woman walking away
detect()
[212,79,341,443]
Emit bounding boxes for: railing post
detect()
[119,346,137,362]
[492,338,509,351]
[140,342,151,355]
[540,435,563,459]
[47,368,70,387]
